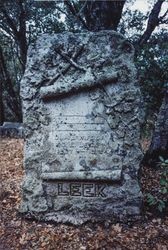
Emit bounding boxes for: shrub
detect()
[146,156,168,213]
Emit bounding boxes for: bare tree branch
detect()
[64,0,89,30]
[55,5,67,16]
[0,24,15,39]
[1,7,18,37]
[76,0,87,17]
[159,9,168,24]
[17,0,28,70]
[138,0,165,47]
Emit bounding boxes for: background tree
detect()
[0,0,65,122]
[0,45,21,120]
[0,35,22,122]
[64,0,126,31]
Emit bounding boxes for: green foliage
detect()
[119,8,148,37]
[146,156,168,213]
[0,0,66,122]
[135,31,168,115]
[25,1,66,42]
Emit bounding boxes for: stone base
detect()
[20,203,142,225]
[20,176,142,224]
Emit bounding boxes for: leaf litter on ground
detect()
[0,139,168,250]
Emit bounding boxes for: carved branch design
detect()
[54,46,87,72]
[46,45,85,86]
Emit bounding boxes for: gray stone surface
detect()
[20,31,143,224]
[0,122,23,138]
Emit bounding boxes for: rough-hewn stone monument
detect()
[20,31,143,224]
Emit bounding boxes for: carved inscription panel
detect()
[44,90,119,173]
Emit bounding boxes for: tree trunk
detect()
[0,0,28,72]
[17,0,28,72]
[0,77,4,125]
[83,0,126,31]
[138,0,165,47]
[0,45,22,122]
[64,0,126,31]
[0,46,5,125]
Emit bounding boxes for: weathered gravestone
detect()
[0,122,23,138]
[20,31,143,224]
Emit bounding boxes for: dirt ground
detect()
[0,139,168,250]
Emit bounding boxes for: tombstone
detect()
[20,31,143,224]
[0,122,23,138]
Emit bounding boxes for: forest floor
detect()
[0,138,168,250]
